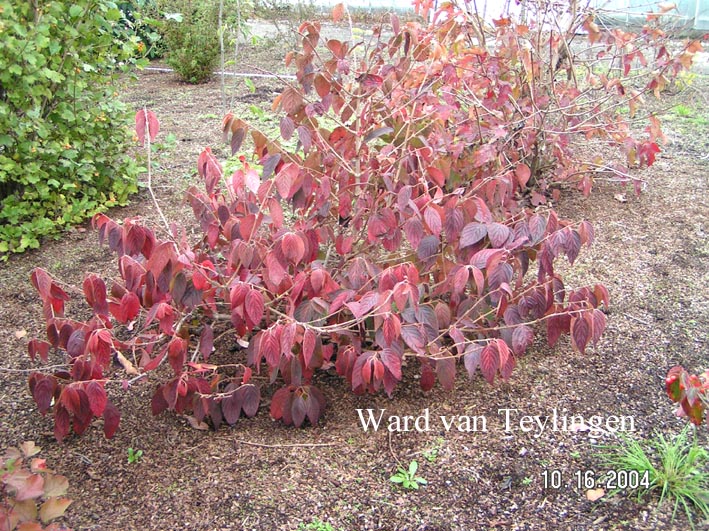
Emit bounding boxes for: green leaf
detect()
[69,5,82,18]
[106,8,121,21]
[408,460,418,476]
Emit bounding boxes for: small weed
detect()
[596,426,709,528]
[390,460,427,490]
[127,447,143,464]
[522,476,533,486]
[673,104,692,118]
[423,436,445,462]
[296,518,335,531]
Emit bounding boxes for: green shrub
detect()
[118,0,167,59]
[161,0,253,84]
[0,0,141,256]
[161,0,220,83]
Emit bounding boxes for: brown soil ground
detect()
[1,40,708,531]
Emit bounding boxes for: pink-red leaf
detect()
[103,400,120,438]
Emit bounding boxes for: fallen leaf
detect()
[115,352,139,376]
[586,488,605,501]
[185,415,209,431]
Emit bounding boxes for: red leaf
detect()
[358,73,383,89]
[275,162,299,199]
[83,275,108,316]
[238,384,259,417]
[111,291,140,324]
[473,143,497,167]
[463,344,483,379]
[401,324,425,354]
[245,289,265,328]
[480,344,499,384]
[528,214,547,243]
[261,330,281,367]
[332,2,345,22]
[380,349,402,380]
[512,325,534,356]
[424,207,442,236]
[281,322,297,357]
[547,312,571,347]
[471,266,485,294]
[85,381,107,417]
[515,163,531,187]
[420,361,436,391]
[222,385,243,425]
[417,235,439,260]
[291,395,307,427]
[282,232,306,264]
[404,217,425,249]
[314,74,331,98]
[61,386,81,417]
[592,309,606,345]
[302,328,316,367]
[270,387,292,421]
[30,268,52,299]
[135,109,159,145]
[571,315,591,354]
[451,266,469,295]
[103,400,120,438]
[167,337,187,376]
[382,313,401,345]
[265,251,287,286]
[280,86,304,114]
[28,339,51,363]
[460,222,487,248]
[151,387,169,416]
[436,358,456,391]
[280,116,295,140]
[427,166,446,187]
[12,472,45,501]
[486,222,511,248]
[30,374,56,415]
[594,284,610,308]
[305,386,325,425]
[199,325,214,361]
[54,405,71,442]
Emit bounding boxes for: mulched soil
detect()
[1,41,708,531]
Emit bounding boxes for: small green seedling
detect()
[390,460,427,490]
[296,519,335,531]
[423,436,445,462]
[127,447,143,464]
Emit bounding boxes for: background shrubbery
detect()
[0,0,141,256]
[160,0,253,84]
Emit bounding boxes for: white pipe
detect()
[144,67,296,80]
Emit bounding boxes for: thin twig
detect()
[0,365,65,373]
[624,313,651,326]
[142,108,171,235]
[233,439,338,449]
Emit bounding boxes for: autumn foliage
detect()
[1,442,73,530]
[666,367,709,428]
[26,0,703,439]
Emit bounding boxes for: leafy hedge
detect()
[0,0,141,256]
